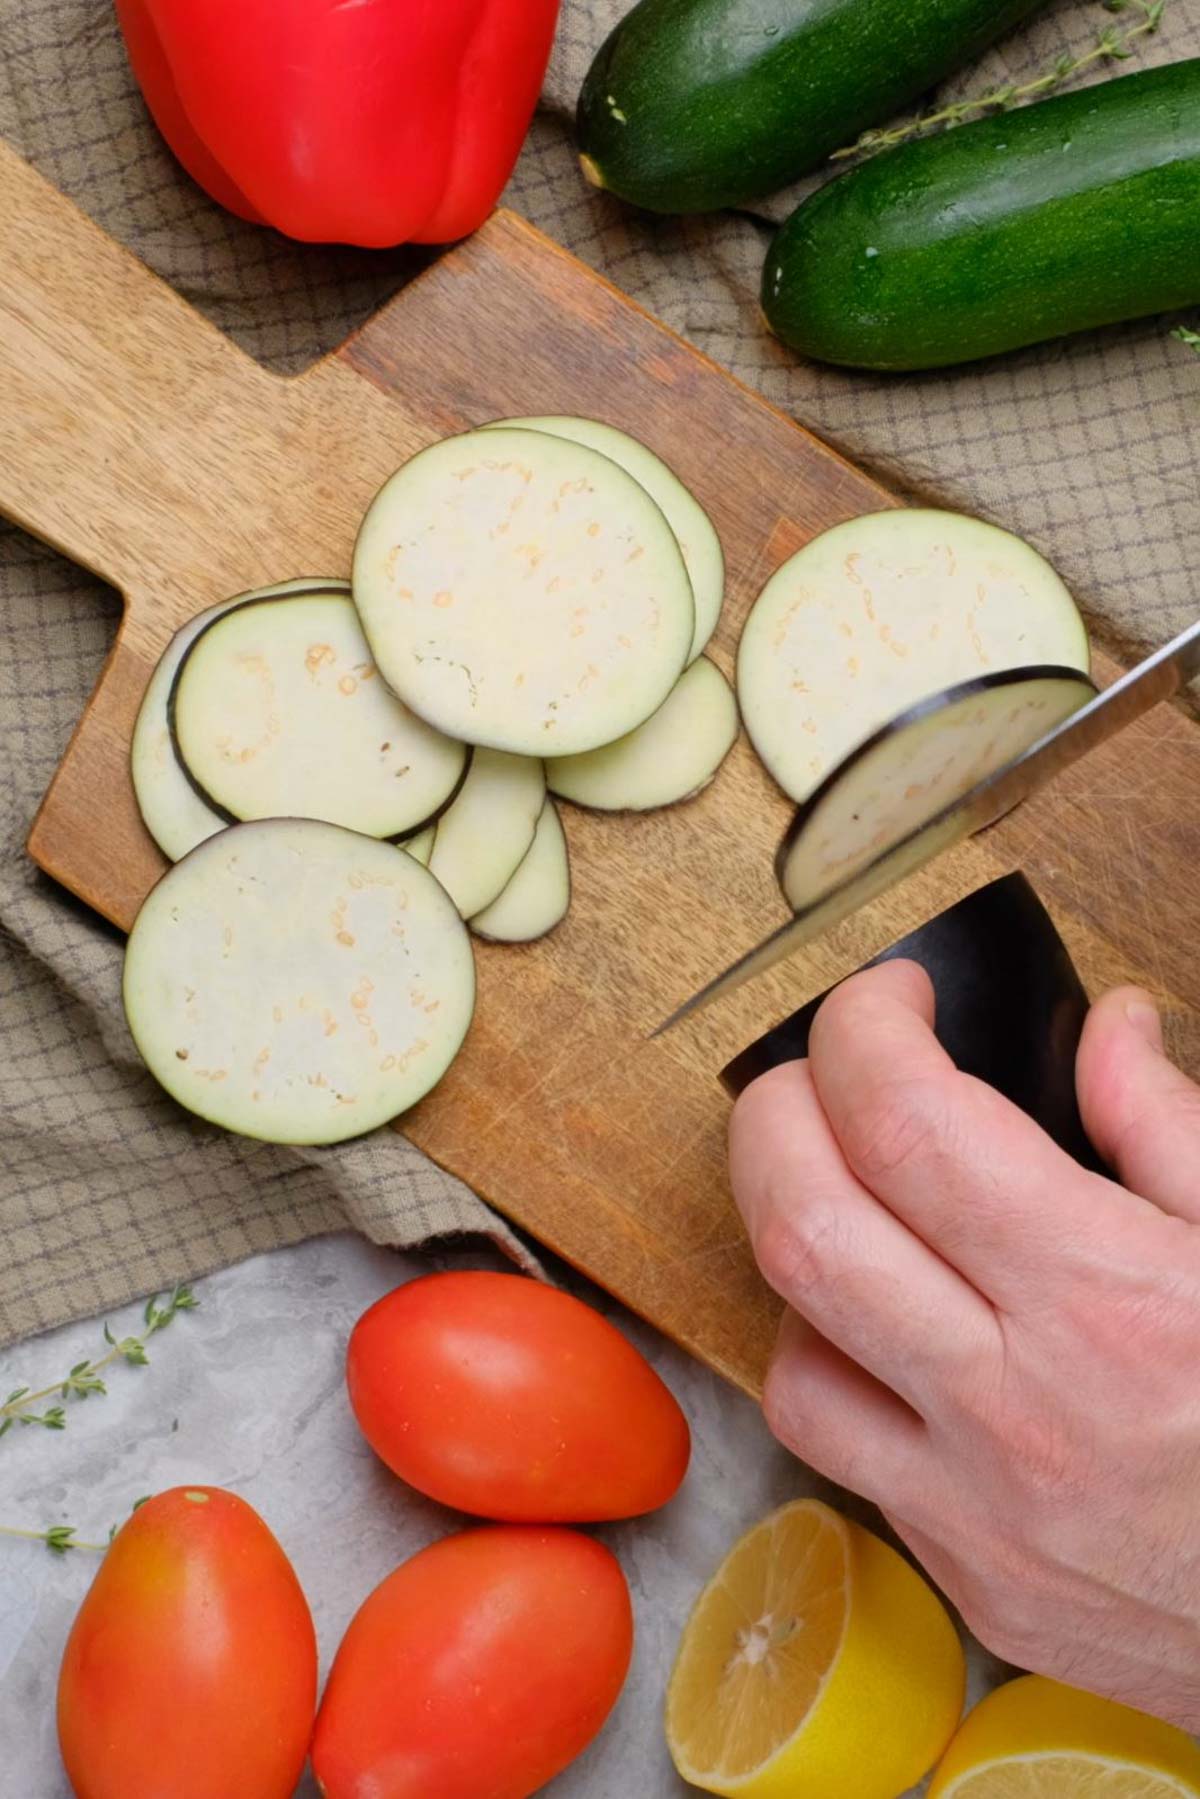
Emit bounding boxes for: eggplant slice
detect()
[547,657,738,812]
[483,415,724,663]
[778,667,1096,910]
[428,750,547,916]
[470,800,571,944]
[133,599,237,862]
[654,664,1098,1034]
[723,872,1103,1169]
[737,508,1089,805]
[352,428,694,757]
[171,590,468,839]
[123,819,475,1145]
[403,825,436,867]
[131,578,351,862]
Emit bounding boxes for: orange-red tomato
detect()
[58,1486,317,1799]
[346,1271,690,1520]
[311,1525,633,1799]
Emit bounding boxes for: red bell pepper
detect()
[115,0,561,247]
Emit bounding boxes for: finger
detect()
[762,1311,930,1513]
[729,1057,994,1415]
[807,959,1123,1304]
[1077,987,1200,1224]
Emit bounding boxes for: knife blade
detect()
[653,617,1200,1036]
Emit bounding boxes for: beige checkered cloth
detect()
[2,0,1198,1347]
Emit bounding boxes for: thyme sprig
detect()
[0,1523,108,1555]
[833,0,1168,161]
[0,1285,197,1439]
[0,1497,153,1557]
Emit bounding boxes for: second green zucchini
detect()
[763,59,1200,370]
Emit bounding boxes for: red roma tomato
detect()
[346,1271,690,1520]
[311,1525,633,1799]
[57,1486,316,1799]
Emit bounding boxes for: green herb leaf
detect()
[2,1284,199,1442]
[832,0,1171,160]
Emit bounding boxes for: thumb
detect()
[1077,986,1200,1223]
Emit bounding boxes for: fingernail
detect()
[1124,996,1164,1054]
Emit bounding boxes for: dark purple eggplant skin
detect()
[722,872,1103,1170]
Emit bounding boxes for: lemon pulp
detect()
[666,1498,965,1799]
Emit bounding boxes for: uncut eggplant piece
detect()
[131,577,350,861]
[352,428,695,757]
[170,590,468,840]
[737,508,1089,807]
[123,819,475,1146]
[482,415,725,663]
[723,872,1103,1170]
[777,666,1097,912]
[470,801,571,944]
[548,657,738,812]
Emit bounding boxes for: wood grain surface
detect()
[3,141,1198,1395]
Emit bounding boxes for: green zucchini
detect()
[576,0,1047,215]
[763,59,1200,370]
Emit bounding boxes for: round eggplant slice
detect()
[722,872,1103,1170]
[131,578,351,862]
[171,591,468,839]
[403,825,436,867]
[123,819,475,1145]
[428,749,546,917]
[778,666,1097,912]
[547,656,738,812]
[737,508,1089,805]
[133,600,236,862]
[470,801,571,944]
[482,415,724,663]
[351,428,694,757]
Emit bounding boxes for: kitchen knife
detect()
[654,616,1200,1034]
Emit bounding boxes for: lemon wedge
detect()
[665,1497,965,1798]
[928,1676,1200,1798]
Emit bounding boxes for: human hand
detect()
[729,959,1200,1729]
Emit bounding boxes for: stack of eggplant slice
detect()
[125,421,736,1145]
[125,422,1091,1149]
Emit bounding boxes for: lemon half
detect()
[928,1675,1200,1798]
[665,1497,966,1798]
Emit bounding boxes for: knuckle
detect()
[964,1365,1085,1506]
[1059,1244,1199,1371]
[761,1360,878,1498]
[811,977,873,1047]
[995,1405,1080,1500]
[838,1076,951,1187]
[754,1203,842,1303]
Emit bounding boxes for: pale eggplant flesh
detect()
[352,428,695,757]
[470,800,571,944]
[777,666,1097,911]
[481,415,725,664]
[169,590,469,841]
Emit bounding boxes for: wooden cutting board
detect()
[5,142,1200,1396]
